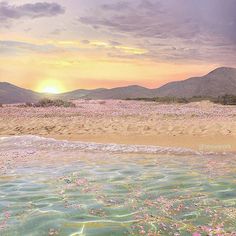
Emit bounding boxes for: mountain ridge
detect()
[155,67,236,98]
[0,82,41,104]
[1,67,236,103]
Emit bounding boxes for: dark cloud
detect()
[0,2,65,21]
[78,0,236,63]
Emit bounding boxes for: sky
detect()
[0,0,236,93]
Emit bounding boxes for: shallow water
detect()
[0,136,236,235]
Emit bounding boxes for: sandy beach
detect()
[1,101,236,235]
[0,100,236,152]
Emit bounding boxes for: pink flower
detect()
[76,178,88,186]
[192,233,201,236]
[4,211,10,219]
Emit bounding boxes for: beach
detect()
[0,100,236,152]
[1,100,236,235]
[1,1,236,234]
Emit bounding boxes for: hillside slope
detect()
[84,85,155,99]
[1,67,236,103]
[0,82,41,104]
[155,67,236,98]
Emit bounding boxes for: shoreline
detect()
[2,134,236,153]
[1,100,236,153]
[51,134,236,152]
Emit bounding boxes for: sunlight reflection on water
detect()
[0,136,236,235]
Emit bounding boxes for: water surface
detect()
[0,136,235,235]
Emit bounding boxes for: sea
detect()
[0,136,235,235]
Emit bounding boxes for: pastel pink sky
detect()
[0,0,235,92]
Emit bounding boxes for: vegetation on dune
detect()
[22,98,76,108]
[126,96,212,104]
[214,94,236,105]
[5,95,236,107]
[127,95,236,105]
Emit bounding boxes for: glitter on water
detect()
[0,136,236,236]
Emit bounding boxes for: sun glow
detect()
[42,86,60,94]
[37,81,64,94]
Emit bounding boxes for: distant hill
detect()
[57,88,107,100]
[1,67,236,103]
[0,82,41,104]
[63,67,236,99]
[84,85,156,99]
[154,67,236,98]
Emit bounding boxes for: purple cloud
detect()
[79,0,236,42]
[0,2,65,21]
[101,1,130,11]
[78,0,236,64]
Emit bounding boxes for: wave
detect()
[0,135,232,156]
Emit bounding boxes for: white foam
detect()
[0,135,231,156]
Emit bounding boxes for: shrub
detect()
[36,98,76,108]
[21,98,76,108]
[214,95,236,105]
[176,97,189,104]
[127,95,236,105]
[35,98,54,107]
[126,96,214,104]
[25,102,33,107]
[127,97,190,104]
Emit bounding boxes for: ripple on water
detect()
[0,136,236,235]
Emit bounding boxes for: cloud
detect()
[109,41,122,46]
[0,40,61,54]
[101,1,130,11]
[79,0,236,42]
[78,0,236,63]
[50,28,66,35]
[0,2,65,21]
[81,40,90,45]
[0,39,147,59]
[80,40,147,55]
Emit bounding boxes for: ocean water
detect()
[0,136,236,236]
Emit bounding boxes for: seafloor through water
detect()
[0,136,236,236]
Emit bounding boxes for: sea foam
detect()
[0,135,228,156]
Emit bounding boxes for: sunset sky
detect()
[0,0,236,93]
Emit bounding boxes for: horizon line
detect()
[0,66,235,94]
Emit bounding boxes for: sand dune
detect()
[0,100,236,152]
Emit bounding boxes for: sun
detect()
[42,86,60,94]
[37,80,64,94]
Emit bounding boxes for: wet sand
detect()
[0,100,236,152]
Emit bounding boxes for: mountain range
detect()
[0,82,41,104]
[1,67,236,104]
